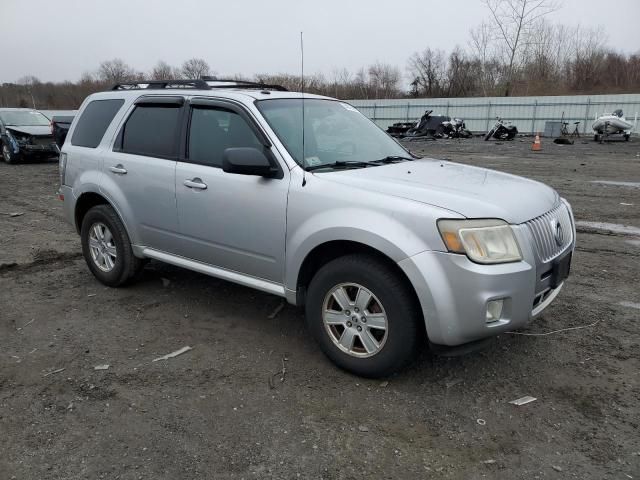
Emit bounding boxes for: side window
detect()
[188,107,262,167]
[71,99,124,148]
[120,105,181,159]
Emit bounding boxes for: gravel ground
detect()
[1,137,639,479]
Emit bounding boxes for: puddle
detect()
[618,301,640,310]
[591,180,640,188]
[575,221,640,236]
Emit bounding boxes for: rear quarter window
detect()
[71,99,124,148]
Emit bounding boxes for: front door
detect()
[174,101,289,283]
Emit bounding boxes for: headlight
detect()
[437,219,522,264]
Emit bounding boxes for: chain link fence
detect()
[348,94,640,136]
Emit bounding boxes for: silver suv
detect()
[59,79,575,377]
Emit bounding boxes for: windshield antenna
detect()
[300,31,307,187]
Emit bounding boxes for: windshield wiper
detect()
[305,160,380,171]
[371,155,416,164]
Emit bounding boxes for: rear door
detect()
[174,98,289,283]
[104,96,183,252]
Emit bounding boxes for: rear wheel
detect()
[80,205,143,287]
[305,254,423,378]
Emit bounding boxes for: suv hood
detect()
[6,126,52,137]
[318,159,558,224]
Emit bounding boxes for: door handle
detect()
[184,178,207,190]
[109,164,127,175]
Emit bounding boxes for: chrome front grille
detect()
[525,202,574,263]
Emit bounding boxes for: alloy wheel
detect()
[88,222,117,272]
[2,144,11,162]
[322,283,388,358]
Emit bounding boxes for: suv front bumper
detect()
[398,224,574,346]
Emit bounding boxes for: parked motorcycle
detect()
[484,117,518,141]
[441,118,473,139]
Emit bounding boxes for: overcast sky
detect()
[1,0,638,83]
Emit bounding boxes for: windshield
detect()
[256,99,409,169]
[0,111,50,127]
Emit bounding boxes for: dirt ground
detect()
[1,136,639,480]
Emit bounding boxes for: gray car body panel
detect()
[61,88,575,348]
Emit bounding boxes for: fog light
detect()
[486,299,504,323]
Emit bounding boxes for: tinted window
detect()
[71,99,124,148]
[188,107,262,167]
[121,105,181,158]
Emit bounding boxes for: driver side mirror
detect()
[222,147,278,177]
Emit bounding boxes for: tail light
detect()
[59,152,67,189]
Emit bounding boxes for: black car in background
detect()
[51,115,75,148]
[0,108,58,163]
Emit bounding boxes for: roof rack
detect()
[201,77,288,91]
[112,79,211,90]
[111,78,288,92]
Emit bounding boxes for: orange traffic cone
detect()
[532,133,542,151]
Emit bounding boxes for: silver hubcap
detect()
[88,222,117,272]
[2,145,10,161]
[322,283,388,358]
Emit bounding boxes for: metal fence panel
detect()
[348,94,640,135]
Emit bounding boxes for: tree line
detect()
[1,0,639,110]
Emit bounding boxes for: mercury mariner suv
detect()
[59,79,575,377]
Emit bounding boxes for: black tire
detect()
[624,134,630,142]
[80,205,143,287]
[2,141,20,164]
[305,254,424,378]
[593,134,599,142]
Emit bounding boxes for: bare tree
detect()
[150,61,181,80]
[470,22,498,95]
[17,76,40,108]
[97,59,137,84]
[181,58,211,79]
[368,62,401,98]
[407,48,446,97]
[482,0,559,96]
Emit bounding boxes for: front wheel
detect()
[484,129,494,141]
[81,205,143,287]
[2,142,20,164]
[305,254,423,378]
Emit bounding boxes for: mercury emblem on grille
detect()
[551,219,564,246]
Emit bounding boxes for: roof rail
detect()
[111,79,211,90]
[201,77,288,92]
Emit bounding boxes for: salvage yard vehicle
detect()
[59,79,576,377]
[1,108,59,163]
[51,115,75,148]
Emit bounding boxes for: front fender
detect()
[285,206,434,291]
